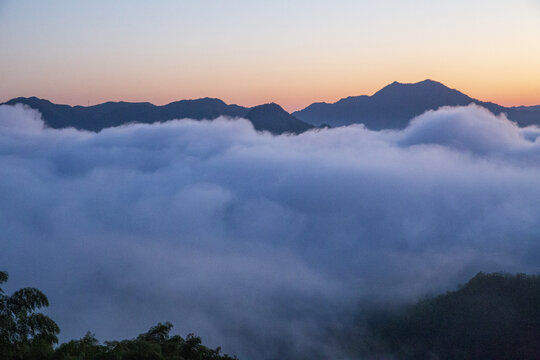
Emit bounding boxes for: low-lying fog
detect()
[2,104,540,359]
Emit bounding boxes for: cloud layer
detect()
[1,104,540,359]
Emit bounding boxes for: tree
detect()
[369,272,540,359]
[0,271,236,359]
[0,271,60,360]
[96,322,238,360]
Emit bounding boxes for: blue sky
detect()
[1,0,539,109]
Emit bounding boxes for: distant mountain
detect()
[2,97,251,132]
[511,105,540,112]
[293,80,540,129]
[4,81,540,133]
[244,103,313,134]
[2,97,314,135]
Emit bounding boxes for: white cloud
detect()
[1,104,540,359]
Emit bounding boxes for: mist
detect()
[1,103,540,359]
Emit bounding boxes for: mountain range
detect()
[294,79,540,130]
[3,80,540,133]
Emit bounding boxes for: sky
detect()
[1,0,540,111]
[3,103,540,359]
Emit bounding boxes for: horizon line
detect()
[3,79,540,112]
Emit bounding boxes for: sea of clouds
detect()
[1,103,540,359]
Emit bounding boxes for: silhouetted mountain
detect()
[3,97,250,132]
[512,105,540,112]
[5,81,540,133]
[159,98,249,124]
[294,80,540,129]
[244,103,313,134]
[2,97,315,135]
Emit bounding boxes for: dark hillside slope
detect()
[294,80,540,129]
[368,272,540,359]
[245,103,314,134]
[3,97,249,132]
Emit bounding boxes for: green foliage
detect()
[0,271,60,360]
[1,270,237,360]
[369,272,540,360]
[54,322,237,360]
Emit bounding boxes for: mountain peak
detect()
[371,79,471,102]
[418,79,443,85]
[4,96,53,106]
[248,102,286,113]
[374,79,449,96]
[165,97,227,107]
[246,103,313,134]
[294,79,484,129]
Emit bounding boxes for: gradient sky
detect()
[1,0,539,111]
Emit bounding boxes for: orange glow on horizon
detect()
[1,0,539,113]
[7,81,539,113]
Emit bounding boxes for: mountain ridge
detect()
[3,80,540,132]
[293,79,539,129]
[245,103,313,134]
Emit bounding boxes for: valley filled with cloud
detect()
[2,104,540,359]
